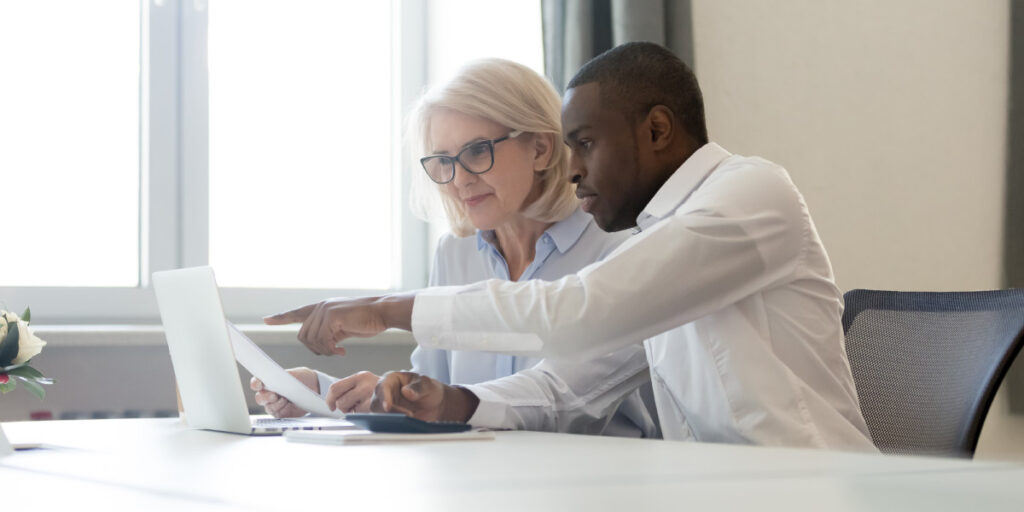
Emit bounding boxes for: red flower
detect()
[0,373,8,384]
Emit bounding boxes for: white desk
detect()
[2,418,1022,511]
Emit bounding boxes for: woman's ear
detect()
[532,132,555,172]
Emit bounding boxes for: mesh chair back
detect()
[842,289,1024,457]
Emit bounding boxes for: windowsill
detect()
[31,325,415,348]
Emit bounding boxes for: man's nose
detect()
[568,152,586,184]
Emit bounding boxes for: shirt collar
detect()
[476,230,495,251]
[544,206,591,253]
[636,142,731,230]
[475,206,591,254]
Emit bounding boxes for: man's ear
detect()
[646,105,674,152]
[532,132,555,172]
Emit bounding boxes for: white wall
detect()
[691,0,1020,458]
[693,0,1007,291]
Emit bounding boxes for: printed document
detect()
[227,323,345,419]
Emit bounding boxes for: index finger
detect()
[371,373,410,413]
[263,304,316,325]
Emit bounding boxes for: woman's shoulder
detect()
[434,231,479,258]
[430,231,493,286]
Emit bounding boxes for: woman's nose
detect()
[451,161,477,187]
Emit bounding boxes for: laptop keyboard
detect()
[252,416,356,431]
[253,417,307,428]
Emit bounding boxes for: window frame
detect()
[1,0,430,325]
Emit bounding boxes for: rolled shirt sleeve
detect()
[462,344,652,433]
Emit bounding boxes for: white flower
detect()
[1,310,48,366]
[12,320,46,365]
[2,311,19,322]
[0,310,18,342]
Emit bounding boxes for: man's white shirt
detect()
[317,208,658,437]
[413,142,876,451]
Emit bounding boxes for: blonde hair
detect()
[407,58,579,237]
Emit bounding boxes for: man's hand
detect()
[251,367,318,418]
[369,371,479,423]
[263,294,415,356]
[324,371,380,413]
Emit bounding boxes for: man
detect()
[267,42,875,451]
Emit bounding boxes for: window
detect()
[0,0,543,324]
[0,2,141,287]
[207,2,395,290]
[426,0,545,84]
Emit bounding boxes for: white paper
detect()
[228,323,346,418]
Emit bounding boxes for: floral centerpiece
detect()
[0,307,53,456]
[0,308,53,400]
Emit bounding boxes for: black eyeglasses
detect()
[420,130,522,184]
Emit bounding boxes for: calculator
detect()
[343,413,472,434]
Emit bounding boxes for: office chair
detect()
[842,289,1024,457]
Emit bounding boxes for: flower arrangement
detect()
[0,308,53,400]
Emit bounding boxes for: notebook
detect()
[152,266,355,435]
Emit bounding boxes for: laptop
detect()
[152,266,355,435]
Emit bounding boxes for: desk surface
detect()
[2,418,1022,511]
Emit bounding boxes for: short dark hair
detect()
[567,42,708,145]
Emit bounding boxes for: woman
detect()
[253,58,655,437]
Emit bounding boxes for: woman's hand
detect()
[324,371,380,413]
[250,367,319,418]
